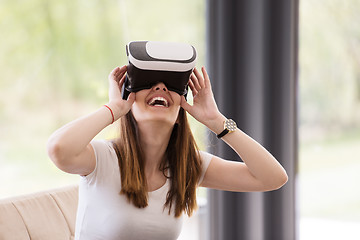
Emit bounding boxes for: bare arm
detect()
[47,66,135,176]
[181,67,288,192]
[201,119,288,191]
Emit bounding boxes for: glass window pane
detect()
[299,1,360,239]
[1,0,206,238]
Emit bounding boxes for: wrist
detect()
[106,101,124,121]
[205,114,227,135]
[103,105,115,124]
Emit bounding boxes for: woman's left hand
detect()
[181,67,224,129]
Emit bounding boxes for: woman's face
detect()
[131,82,182,126]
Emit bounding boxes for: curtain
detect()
[205,0,298,239]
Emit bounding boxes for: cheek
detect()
[171,93,182,106]
[171,95,181,121]
[131,102,146,121]
[173,107,181,123]
[131,92,147,116]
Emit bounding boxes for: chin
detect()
[132,104,180,126]
[132,111,177,126]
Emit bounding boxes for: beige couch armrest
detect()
[0,185,78,240]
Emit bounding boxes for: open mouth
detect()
[147,96,169,107]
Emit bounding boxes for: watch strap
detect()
[217,129,229,139]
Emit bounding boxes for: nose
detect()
[152,82,168,92]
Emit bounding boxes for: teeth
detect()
[148,97,168,107]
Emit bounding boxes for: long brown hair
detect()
[112,108,202,217]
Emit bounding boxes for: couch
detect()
[0,185,78,240]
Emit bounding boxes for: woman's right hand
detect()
[47,65,134,176]
[108,65,135,120]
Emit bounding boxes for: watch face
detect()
[225,119,237,131]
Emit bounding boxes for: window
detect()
[299,1,360,239]
[1,1,206,238]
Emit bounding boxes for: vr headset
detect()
[122,41,197,100]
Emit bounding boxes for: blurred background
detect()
[298,0,360,239]
[0,0,359,239]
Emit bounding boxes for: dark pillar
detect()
[205,0,298,239]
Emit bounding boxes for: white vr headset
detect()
[122,41,197,100]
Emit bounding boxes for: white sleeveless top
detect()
[74,140,213,240]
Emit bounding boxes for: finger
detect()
[114,70,126,87]
[120,65,127,70]
[114,67,126,79]
[112,65,127,80]
[114,70,121,79]
[117,65,127,75]
[190,73,201,91]
[188,79,198,96]
[201,66,211,89]
[109,67,120,79]
[193,67,205,89]
[109,66,125,83]
[191,69,202,89]
[118,73,127,88]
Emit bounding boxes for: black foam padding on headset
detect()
[121,64,191,100]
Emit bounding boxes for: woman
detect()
[47,65,288,239]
